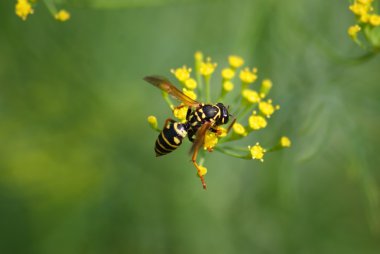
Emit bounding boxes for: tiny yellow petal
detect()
[203,131,219,150]
[15,0,34,21]
[216,126,227,138]
[233,122,247,136]
[200,58,217,76]
[173,106,188,122]
[242,89,260,103]
[195,51,204,61]
[259,100,277,117]
[223,81,234,92]
[369,15,380,26]
[55,10,70,22]
[221,68,235,80]
[228,55,244,68]
[248,143,266,162]
[171,66,192,82]
[348,25,361,38]
[147,115,158,129]
[248,114,267,130]
[198,165,207,177]
[182,88,197,100]
[280,136,291,148]
[184,78,197,90]
[240,68,258,83]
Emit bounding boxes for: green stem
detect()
[43,0,57,14]
[214,147,250,159]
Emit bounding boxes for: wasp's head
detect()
[216,103,230,125]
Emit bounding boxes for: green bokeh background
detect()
[1,0,380,253]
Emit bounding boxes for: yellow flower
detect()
[184,78,197,90]
[147,115,158,130]
[233,122,247,136]
[194,51,203,62]
[197,165,207,177]
[357,0,373,5]
[242,89,260,103]
[182,88,197,100]
[349,3,368,16]
[348,25,361,38]
[221,68,235,80]
[259,100,278,118]
[228,55,244,69]
[204,131,219,151]
[260,79,272,98]
[216,126,227,137]
[240,68,258,84]
[171,66,192,82]
[280,136,291,147]
[15,0,34,21]
[369,14,380,26]
[248,143,266,162]
[223,81,234,92]
[173,105,188,122]
[55,9,70,22]
[248,113,267,130]
[200,58,217,76]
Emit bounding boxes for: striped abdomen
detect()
[155,122,188,156]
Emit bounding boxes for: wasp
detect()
[144,75,235,189]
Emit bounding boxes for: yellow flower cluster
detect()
[15,0,34,20]
[348,0,380,43]
[15,0,70,22]
[171,66,198,90]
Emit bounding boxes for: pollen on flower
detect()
[173,105,188,122]
[259,100,277,118]
[198,165,207,177]
[242,89,260,103]
[15,0,34,21]
[248,143,266,162]
[221,68,235,80]
[248,113,267,130]
[280,136,291,147]
[204,131,219,151]
[182,88,197,100]
[55,9,70,22]
[223,81,234,92]
[147,115,158,129]
[171,66,192,82]
[184,78,197,90]
[200,58,217,76]
[233,123,247,136]
[228,55,244,69]
[240,68,258,84]
[348,25,361,38]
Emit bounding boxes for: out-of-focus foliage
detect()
[1,0,380,253]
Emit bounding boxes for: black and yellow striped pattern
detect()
[155,122,187,156]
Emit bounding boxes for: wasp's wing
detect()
[189,121,213,156]
[144,75,200,107]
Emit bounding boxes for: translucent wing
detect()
[144,75,200,107]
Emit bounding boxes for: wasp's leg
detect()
[226,118,237,134]
[191,144,207,190]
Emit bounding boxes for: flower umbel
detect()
[348,0,380,50]
[146,52,290,189]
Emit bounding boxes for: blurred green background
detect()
[1,0,380,253]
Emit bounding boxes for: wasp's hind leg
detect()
[191,143,207,190]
